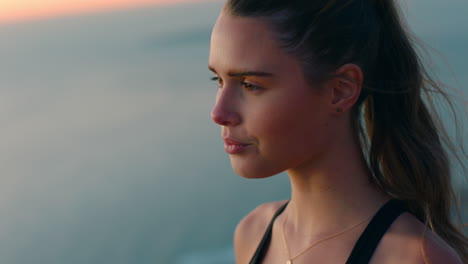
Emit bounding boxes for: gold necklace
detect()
[281,209,374,264]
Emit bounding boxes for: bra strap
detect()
[346,199,407,264]
[249,201,289,264]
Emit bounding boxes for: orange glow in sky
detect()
[0,0,214,24]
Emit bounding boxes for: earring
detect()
[336,107,343,113]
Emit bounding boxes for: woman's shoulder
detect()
[233,200,288,263]
[372,212,463,264]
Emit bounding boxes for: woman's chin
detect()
[231,161,283,179]
[237,172,272,179]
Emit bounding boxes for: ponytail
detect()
[361,0,468,260]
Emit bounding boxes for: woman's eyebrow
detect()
[208,66,274,77]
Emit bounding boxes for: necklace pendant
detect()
[286,260,292,264]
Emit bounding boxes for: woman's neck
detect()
[284,126,389,238]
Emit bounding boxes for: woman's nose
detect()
[211,90,241,126]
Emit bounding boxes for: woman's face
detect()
[208,11,334,179]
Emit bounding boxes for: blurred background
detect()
[0,0,466,263]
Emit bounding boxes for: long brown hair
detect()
[224,0,468,261]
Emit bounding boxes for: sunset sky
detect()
[0,0,215,24]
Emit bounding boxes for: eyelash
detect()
[210,76,263,92]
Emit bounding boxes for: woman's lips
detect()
[223,137,251,154]
[224,143,251,154]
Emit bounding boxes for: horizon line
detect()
[0,0,218,26]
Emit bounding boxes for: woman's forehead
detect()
[209,11,294,76]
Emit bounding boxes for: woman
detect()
[208,0,467,263]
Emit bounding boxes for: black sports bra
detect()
[249,199,407,264]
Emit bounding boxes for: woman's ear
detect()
[328,63,363,114]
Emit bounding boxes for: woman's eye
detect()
[210,77,262,93]
[210,76,223,88]
[241,81,263,92]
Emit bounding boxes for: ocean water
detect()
[0,1,466,263]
